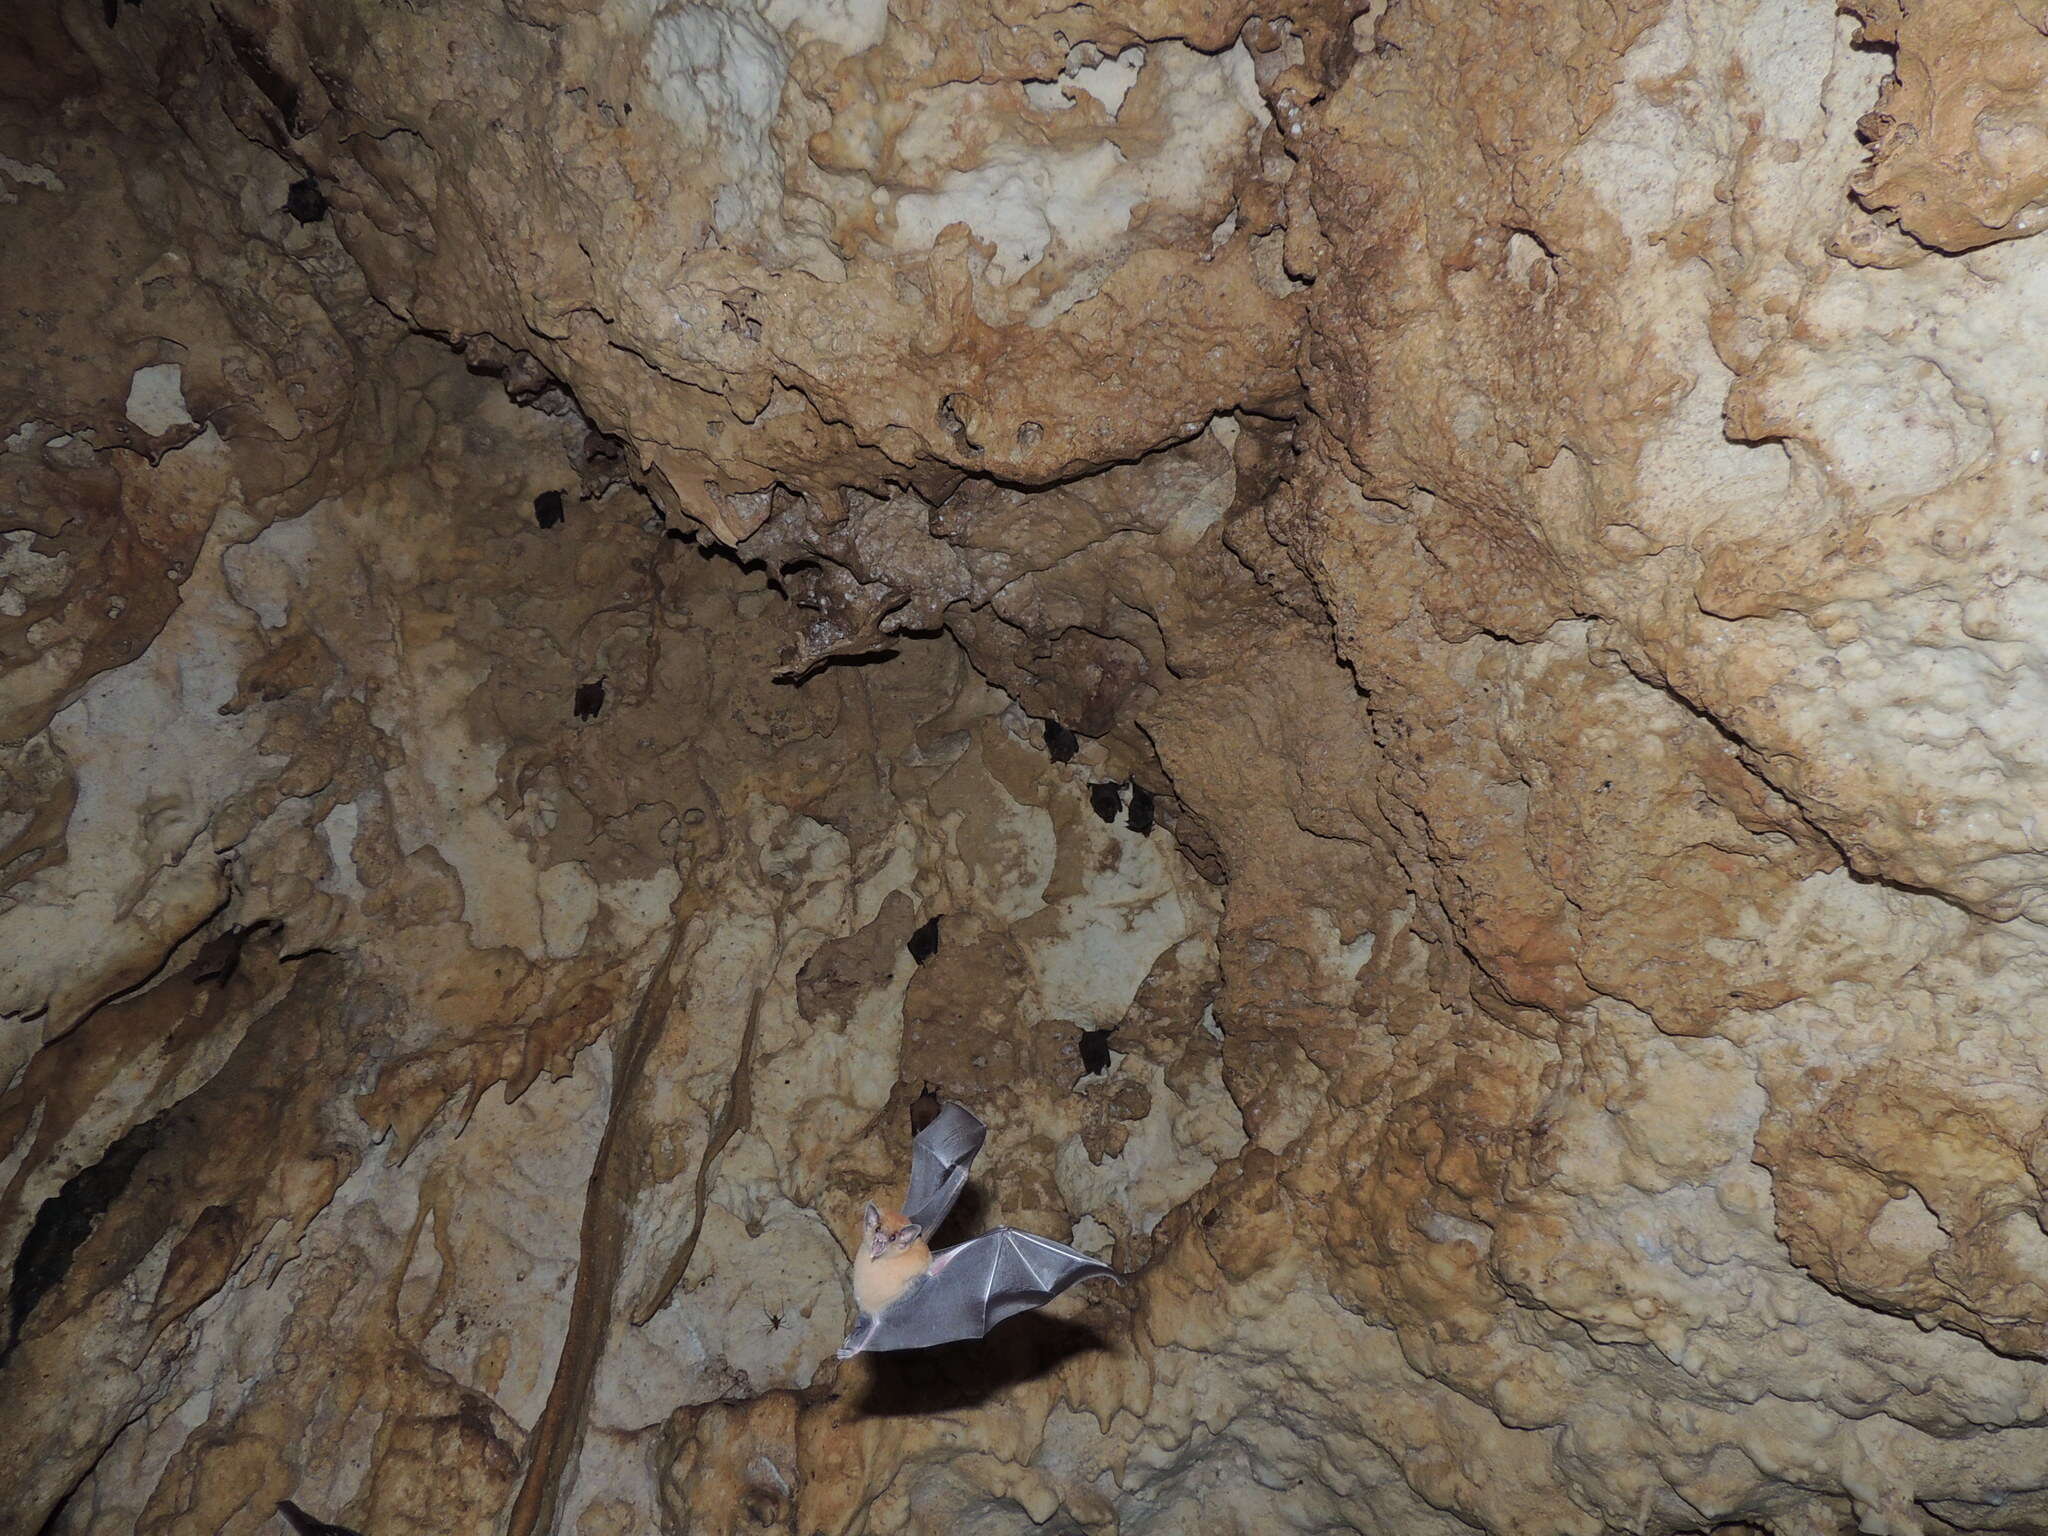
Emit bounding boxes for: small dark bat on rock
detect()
[1125,782,1154,835]
[1088,782,1123,823]
[283,177,327,224]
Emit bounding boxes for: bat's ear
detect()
[862,1201,881,1234]
[893,1222,923,1248]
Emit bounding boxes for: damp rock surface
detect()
[7,3,2048,1534]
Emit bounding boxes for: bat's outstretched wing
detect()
[836,1228,1117,1357]
[900,1102,985,1237]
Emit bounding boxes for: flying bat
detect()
[837,1103,1117,1357]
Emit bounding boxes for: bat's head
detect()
[860,1201,924,1260]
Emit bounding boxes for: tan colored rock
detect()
[1843,0,2048,253]
[16,0,2048,1532]
[198,0,1300,537]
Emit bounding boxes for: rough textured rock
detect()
[11,0,2048,1533]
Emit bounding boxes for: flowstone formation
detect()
[9,0,2048,1532]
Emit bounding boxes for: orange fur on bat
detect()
[853,1202,932,1316]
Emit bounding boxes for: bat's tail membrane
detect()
[835,1312,881,1359]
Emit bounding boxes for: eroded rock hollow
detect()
[8,0,2048,1531]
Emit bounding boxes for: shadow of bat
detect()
[848,1312,1111,1418]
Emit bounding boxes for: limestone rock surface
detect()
[9,2,2048,1534]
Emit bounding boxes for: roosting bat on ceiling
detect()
[837,1103,1117,1358]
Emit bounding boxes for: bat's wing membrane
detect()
[834,1105,1114,1359]
[973,1230,1118,1332]
[900,1103,986,1236]
[837,1228,1117,1356]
